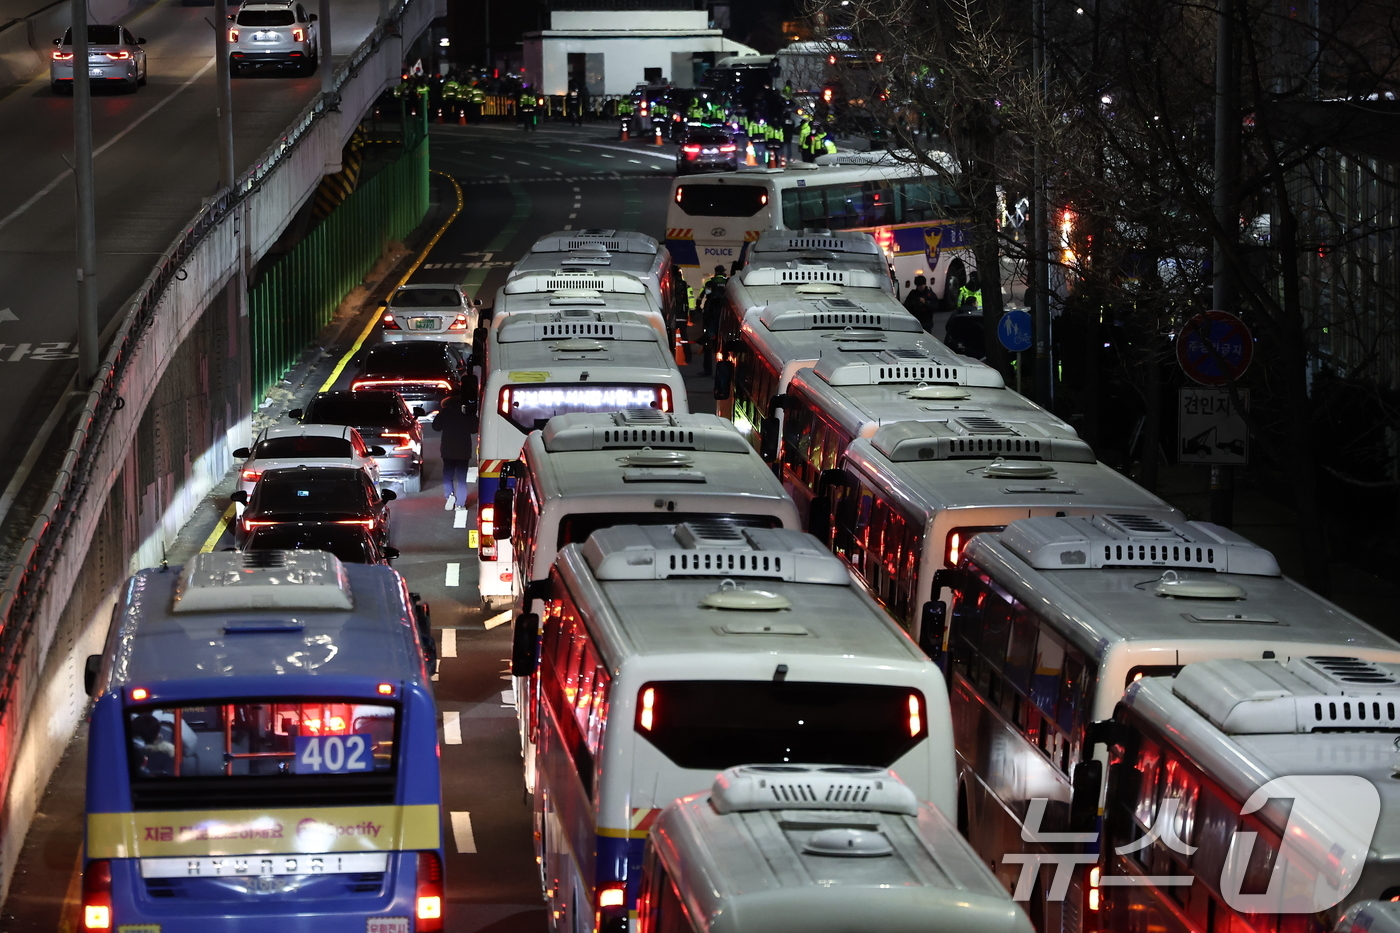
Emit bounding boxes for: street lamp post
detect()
[71,0,99,386]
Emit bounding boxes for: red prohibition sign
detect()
[1176,310,1253,386]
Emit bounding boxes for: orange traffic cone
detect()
[620,120,629,141]
[745,142,757,166]
[674,329,687,366]
[654,125,663,145]
[459,109,467,125]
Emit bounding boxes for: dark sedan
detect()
[231,465,395,546]
[677,126,740,175]
[241,523,399,564]
[350,342,472,419]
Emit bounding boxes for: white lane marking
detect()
[442,710,462,745]
[483,610,512,630]
[446,563,461,587]
[501,689,517,707]
[569,213,576,219]
[564,223,572,229]
[515,160,530,165]
[453,509,468,529]
[0,56,217,234]
[572,186,581,191]
[441,627,457,658]
[600,154,615,158]
[628,159,641,164]
[568,147,582,152]
[491,154,505,159]
[450,812,477,854]
[0,309,16,322]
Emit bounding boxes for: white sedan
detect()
[231,424,383,513]
[379,284,482,343]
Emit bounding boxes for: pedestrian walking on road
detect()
[433,392,477,511]
[903,274,937,332]
[698,264,728,375]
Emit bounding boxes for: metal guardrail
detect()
[0,0,437,875]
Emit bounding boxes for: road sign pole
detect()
[1211,463,1233,527]
[1016,351,1022,393]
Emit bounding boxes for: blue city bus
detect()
[81,550,444,933]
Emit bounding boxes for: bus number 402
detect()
[294,734,373,773]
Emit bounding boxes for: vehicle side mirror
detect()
[84,654,102,697]
[472,326,488,359]
[493,485,514,540]
[288,408,303,420]
[511,613,541,676]
[919,600,947,666]
[232,447,250,459]
[413,407,427,418]
[1069,758,1103,833]
[473,298,483,307]
[229,490,249,504]
[712,358,734,400]
[307,12,317,20]
[377,300,388,309]
[759,416,780,463]
[380,488,397,501]
[137,36,146,43]
[383,546,400,560]
[368,445,387,457]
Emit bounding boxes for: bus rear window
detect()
[126,700,397,809]
[674,185,769,217]
[634,681,927,770]
[499,384,670,433]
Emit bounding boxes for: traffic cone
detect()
[459,109,467,125]
[745,142,757,166]
[436,108,444,123]
[620,119,629,141]
[674,329,687,366]
[654,125,663,145]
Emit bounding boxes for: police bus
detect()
[476,310,689,608]
[721,300,935,450]
[508,230,685,338]
[511,523,953,933]
[495,410,802,790]
[942,515,1400,932]
[665,154,971,299]
[779,356,1067,517]
[817,420,1167,639]
[81,550,443,933]
[1101,656,1400,933]
[742,229,895,294]
[640,764,1034,933]
[488,269,672,352]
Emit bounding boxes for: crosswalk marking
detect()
[450,811,477,854]
[441,627,457,657]
[443,710,462,745]
[446,563,460,587]
[483,610,511,630]
[453,509,468,529]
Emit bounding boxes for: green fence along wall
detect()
[248,136,430,401]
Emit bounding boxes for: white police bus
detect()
[640,764,1034,933]
[81,550,444,933]
[1102,657,1400,933]
[512,523,953,933]
[665,154,971,299]
[495,409,802,790]
[476,310,689,608]
[943,515,1400,932]
[509,230,685,337]
[742,228,896,293]
[488,269,672,352]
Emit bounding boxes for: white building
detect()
[522,5,760,97]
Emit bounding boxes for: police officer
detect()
[698,264,728,375]
[518,86,537,131]
[958,270,983,310]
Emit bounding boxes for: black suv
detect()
[232,465,395,546]
[350,342,473,419]
[291,390,425,493]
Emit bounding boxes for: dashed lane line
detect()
[453,509,468,529]
[442,710,462,745]
[450,812,478,854]
[446,563,461,587]
[441,627,457,657]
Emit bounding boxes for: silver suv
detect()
[228,1,318,76]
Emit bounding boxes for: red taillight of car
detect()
[682,144,701,153]
[292,27,304,41]
[416,852,444,932]
[382,313,401,331]
[241,469,262,482]
[83,860,112,930]
[243,520,279,531]
[380,431,415,451]
[105,50,130,60]
[479,504,495,538]
[719,144,737,152]
[228,28,239,41]
[448,314,469,331]
[335,519,377,528]
[53,50,74,60]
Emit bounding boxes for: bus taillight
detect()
[596,881,628,933]
[907,693,922,737]
[1088,865,1101,911]
[480,504,495,538]
[639,687,656,730]
[416,851,444,932]
[946,531,962,567]
[82,860,112,930]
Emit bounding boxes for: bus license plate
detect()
[410,317,439,330]
[368,919,409,933]
[141,853,389,877]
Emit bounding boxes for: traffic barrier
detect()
[0,0,440,904]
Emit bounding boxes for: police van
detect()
[496,410,802,789]
[513,523,953,933]
[476,310,689,607]
[509,230,683,337]
[944,516,1400,931]
[640,765,1034,933]
[81,550,443,933]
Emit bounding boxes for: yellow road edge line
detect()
[318,170,467,393]
[199,504,236,554]
[57,846,81,933]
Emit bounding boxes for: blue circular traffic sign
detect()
[1176,310,1253,386]
[997,309,1033,353]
